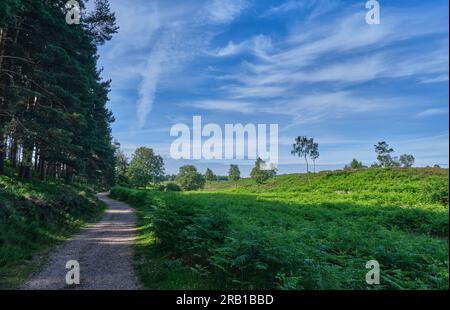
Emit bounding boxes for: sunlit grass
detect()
[113,167,449,290]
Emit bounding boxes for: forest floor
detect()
[21,193,141,290]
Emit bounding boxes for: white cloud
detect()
[229,9,448,87]
[183,100,257,114]
[105,0,250,129]
[209,35,272,58]
[210,41,246,57]
[419,75,449,84]
[415,108,449,118]
[136,39,165,128]
[203,0,248,24]
[262,0,340,20]
[264,0,305,15]
[201,4,449,132]
[182,90,407,129]
[105,1,448,130]
[225,85,287,99]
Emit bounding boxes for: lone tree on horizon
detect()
[374,141,394,167]
[310,142,319,173]
[399,154,415,168]
[291,136,317,175]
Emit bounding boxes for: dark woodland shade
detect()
[0,0,118,187]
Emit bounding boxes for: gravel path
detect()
[21,193,141,290]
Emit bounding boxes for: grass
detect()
[111,167,449,290]
[0,171,105,289]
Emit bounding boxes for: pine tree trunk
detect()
[46,162,53,179]
[10,136,17,169]
[0,127,5,174]
[39,159,46,181]
[0,27,7,74]
[0,151,4,174]
[0,28,11,168]
[65,166,74,184]
[304,155,310,183]
[20,144,33,179]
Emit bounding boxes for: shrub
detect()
[181,209,230,260]
[250,158,271,184]
[152,203,196,252]
[204,168,216,182]
[155,184,166,191]
[110,186,131,201]
[176,165,205,191]
[165,182,182,192]
[210,230,299,289]
[345,158,364,169]
[424,178,449,205]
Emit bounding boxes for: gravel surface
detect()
[21,193,141,290]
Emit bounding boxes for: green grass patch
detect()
[112,168,449,290]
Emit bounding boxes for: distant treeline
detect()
[164,174,229,182]
[0,1,118,187]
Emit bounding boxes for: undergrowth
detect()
[0,174,105,288]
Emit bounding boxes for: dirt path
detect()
[21,193,141,290]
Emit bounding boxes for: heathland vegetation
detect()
[110,167,448,290]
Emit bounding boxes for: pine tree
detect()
[0,0,119,188]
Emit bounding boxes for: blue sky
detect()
[96,0,449,176]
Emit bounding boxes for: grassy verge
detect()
[0,174,105,289]
[112,168,448,290]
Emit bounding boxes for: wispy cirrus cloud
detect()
[101,0,249,130]
[419,75,449,84]
[202,0,248,24]
[98,0,449,172]
[182,100,257,114]
[182,90,411,129]
[415,108,449,118]
[133,0,249,128]
[222,9,448,85]
[262,0,340,20]
[199,3,448,131]
[208,35,272,58]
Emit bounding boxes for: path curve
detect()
[21,193,141,290]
